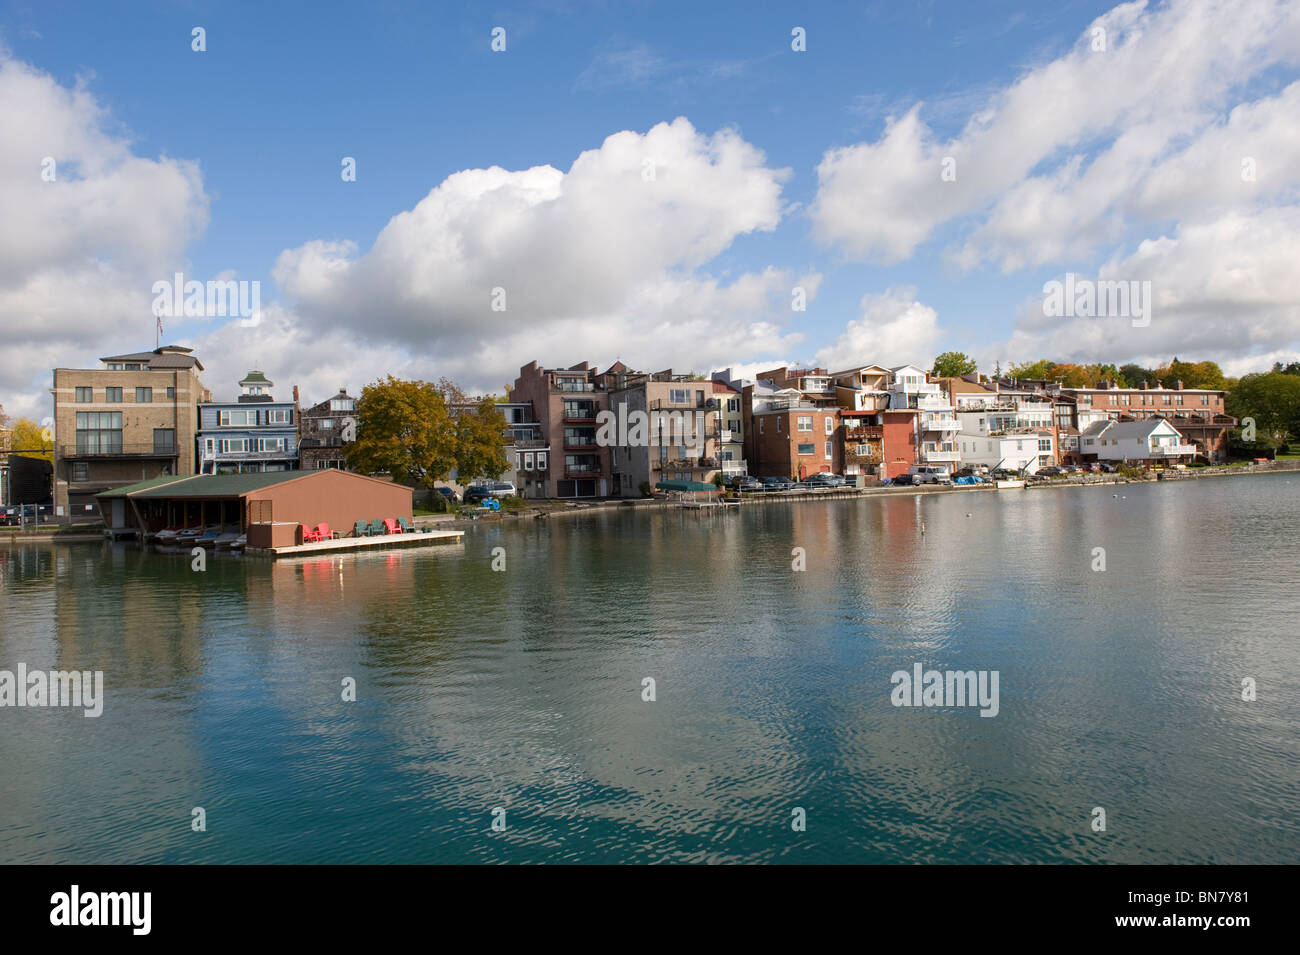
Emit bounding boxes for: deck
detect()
[248,529,464,557]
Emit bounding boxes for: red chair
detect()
[383,518,400,535]
[314,523,335,541]
[301,524,321,543]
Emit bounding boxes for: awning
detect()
[655,480,717,492]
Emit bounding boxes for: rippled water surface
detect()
[1,475,1297,863]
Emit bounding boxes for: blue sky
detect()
[2,0,1298,414]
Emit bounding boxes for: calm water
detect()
[1,474,1297,864]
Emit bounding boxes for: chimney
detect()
[1140,381,1148,390]
[1175,380,1184,390]
[293,384,299,402]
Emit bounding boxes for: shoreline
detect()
[5,461,1296,544]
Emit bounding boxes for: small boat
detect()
[213,532,242,550]
[996,479,1026,490]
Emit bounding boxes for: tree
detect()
[930,351,977,379]
[10,417,53,462]
[1156,358,1225,390]
[1007,359,1055,381]
[346,377,456,487]
[1226,372,1300,448]
[453,394,509,483]
[1272,360,1300,376]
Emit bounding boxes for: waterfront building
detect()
[887,365,962,477]
[197,370,298,474]
[1055,381,1234,463]
[603,367,732,497]
[510,361,611,498]
[1080,418,1197,465]
[51,345,207,513]
[829,365,919,480]
[938,377,1055,473]
[298,388,357,471]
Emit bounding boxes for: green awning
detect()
[655,480,717,492]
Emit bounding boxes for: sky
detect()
[2,0,1299,418]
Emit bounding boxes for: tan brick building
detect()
[51,346,207,513]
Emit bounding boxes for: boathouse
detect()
[97,469,413,544]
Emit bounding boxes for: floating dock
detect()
[247,529,464,557]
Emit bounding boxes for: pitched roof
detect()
[129,471,306,499]
[240,370,271,383]
[95,475,197,498]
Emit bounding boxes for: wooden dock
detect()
[248,529,464,557]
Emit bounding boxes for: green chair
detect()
[353,520,369,537]
[369,519,385,536]
[397,516,413,533]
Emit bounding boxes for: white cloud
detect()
[813,287,944,371]
[273,117,817,392]
[811,0,1300,268]
[0,51,208,417]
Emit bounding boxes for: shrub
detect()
[500,495,526,510]
[639,481,653,498]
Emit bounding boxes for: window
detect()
[1121,394,1130,405]
[669,389,690,405]
[537,452,547,470]
[825,440,833,459]
[268,409,291,424]
[106,363,122,371]
[105,387,122,402]
[824,417,834,435]
[124,363,141,371]
[166,386,175,399]
[759,419,764,434]
[74,412,122,453]
[797,443,814,455]
[1108,395,1117,405]
[330,398,355,411]
[258,438,286,453]
[1038,438,1051,451]
[1161,394,1171,405]
[516,452,524,471]
[153,429,175,453]
[727,398,740,412]
[524,452,534,470]
[321,419,334,429]
[74,387,93,402]
[797,416,812,432]
[220,439,250,454]
[135,387,153,403]
[1200,395,1209,405]
[219,410,254,426]
[71,462,89,481]
[562,400,595,419]
[1175,394,1184,405]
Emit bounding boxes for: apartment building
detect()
[511,360,610,498]
[197,370,298,474]
[750,399,842,480]
[299,388,357,470]
[1055,381,1234,463]
[938,377,1055,473]
[604,368,733,497]
[51,345,207,513]
[829,364,915,480]
[887,365,961,477]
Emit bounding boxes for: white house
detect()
[1080,419,1196,464]
[888,365,961,474]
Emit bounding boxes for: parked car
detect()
[1086,462,1102,473]
[909,466,952,485]
[0,506,19,526]
[1099,462,1118,473]
[890,473,915,486]
[463,485,493,504]
[803,472,845,488]
[487,481,516,498]
[760,476,795,492]
[1036,466,1066,477]
[434,487,460,504]
[729,476,764,493]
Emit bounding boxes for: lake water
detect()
[1,474,1297,864]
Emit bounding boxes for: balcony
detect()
[720,459,747,474]
[553,380,594,393]
[512,438,550,450]
[563,437,599,450]
[649,396,706,410]
[209,449,297,461]
[60,443,178,460]
[921,446,961,463]
[1149,443,1197,457]
[563,465,602,478]
[923,417,962,432]
[844,425,884,440]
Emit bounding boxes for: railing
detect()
[844,425,884,440]
[1150,444,1197,456]
[649,397,706,410]
[512,438,550,449]
[60,443,178,458]
[564,466,601,477]
[553,381,594,393]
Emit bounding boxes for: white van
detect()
[909,466,952,485]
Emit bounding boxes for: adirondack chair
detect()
[396,516,413,533]
[369,518,385,536]
[301,524,322,543]
[383,518,400,535]
[353,520,369,538]
[313,523,335,541]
